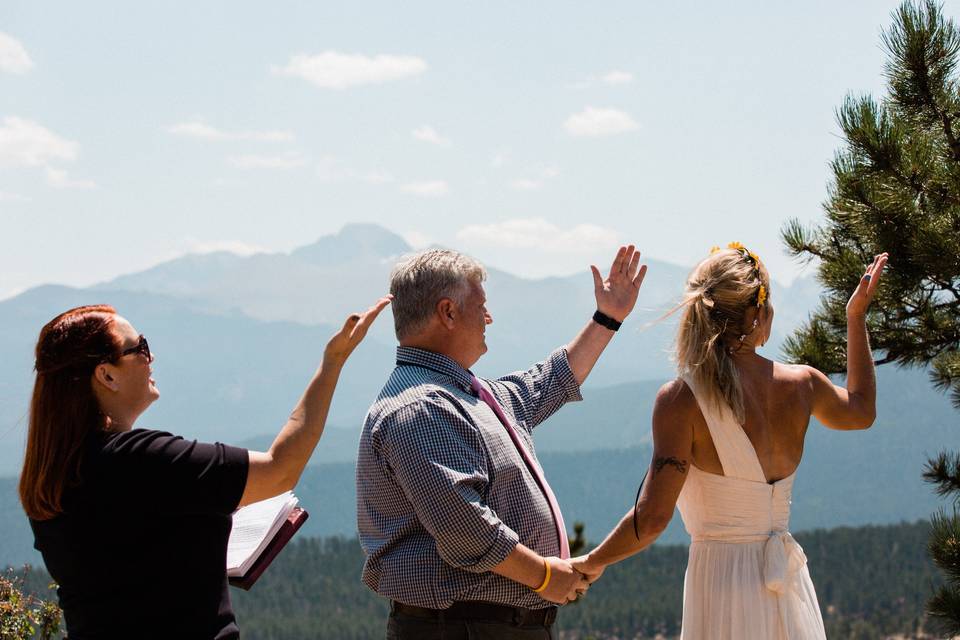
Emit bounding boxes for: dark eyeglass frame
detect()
[113,335,151,362]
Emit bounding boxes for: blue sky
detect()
[0,0,935,299]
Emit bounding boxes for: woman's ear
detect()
[92,363,119,392]
[761,303,774,345]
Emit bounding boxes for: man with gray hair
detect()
[358,245,646,639]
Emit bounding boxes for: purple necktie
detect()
[470,375,570,559]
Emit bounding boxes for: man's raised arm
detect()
[566,245,647,385]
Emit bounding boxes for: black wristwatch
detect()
[592,310,622,331]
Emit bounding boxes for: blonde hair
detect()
[674,248,770,423]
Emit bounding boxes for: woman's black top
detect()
[30,428,249,639]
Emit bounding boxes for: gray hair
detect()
[389,249,487,340]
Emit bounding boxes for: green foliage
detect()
[6,522,939,639]
[0,568,60,640]
[924,452,960,498]
[223,522,942,639]
[570,521,586,556]
[781,0,960,407]
[781,1,960,634]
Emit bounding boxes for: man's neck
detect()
[399,338,476,371]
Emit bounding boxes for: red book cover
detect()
[229,507,309,591]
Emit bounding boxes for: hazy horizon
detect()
[2,0,938,299]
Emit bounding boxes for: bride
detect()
[573,244,888,640]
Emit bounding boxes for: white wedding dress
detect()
[675,375,826,640]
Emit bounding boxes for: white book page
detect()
[227,491,298,576]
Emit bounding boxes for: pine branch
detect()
[883,1,960,160]
[931,351,960,408]
[927,581,960,637]
[924,452,960,498]
[780,219,822,261]
[927,507,960,581]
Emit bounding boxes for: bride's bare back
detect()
[690,358,815,484]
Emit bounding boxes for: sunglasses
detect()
[115,335,152,362]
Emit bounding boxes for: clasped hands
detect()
[537,555,607,605]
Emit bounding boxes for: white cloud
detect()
[509,166,560,191]
[227,151,308,170]
[491,152,510,168]
[412,125,451,147]
[0,117,95,189]
[565,79,593,90]
[316,155,394,183]
[401,180,449,197]
[0,190,31,203]
[184,238,267,256]
[272,51,427,89]
[0,117,77,168]
[540,166,560,179]
[567,70,634,90]
[45,167,96,190]
[0,33,33,75]
[363,170,395,184]
[601,70,634,85]
[457,218,620,253]
[167,121,294,142]
[563,106,639,137]
[510,179,543,191]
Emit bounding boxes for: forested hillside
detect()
[226,521,939,639]
[14,520,937,639]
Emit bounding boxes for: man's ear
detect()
[436,298,457,330]
[92,364,119,392]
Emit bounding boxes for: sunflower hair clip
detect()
[709,242,768,307]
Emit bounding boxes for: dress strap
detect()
[680,374,767,483]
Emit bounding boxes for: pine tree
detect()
[781,1,960,632]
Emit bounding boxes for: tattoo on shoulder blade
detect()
[654,456,688,475]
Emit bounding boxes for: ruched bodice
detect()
[677,465,794,543]
[675,376,825,640]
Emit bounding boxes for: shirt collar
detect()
[396,346,475,393]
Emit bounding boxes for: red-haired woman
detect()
[20,297,390,639]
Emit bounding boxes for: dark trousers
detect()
[386,602,555,640]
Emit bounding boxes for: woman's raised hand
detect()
[324,296,393,364]
[846,253,888,319]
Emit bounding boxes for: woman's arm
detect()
[238,297,391,507]
[572,380,695,580]
[810,253,887,431]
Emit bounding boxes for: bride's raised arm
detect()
[808,253,888,431]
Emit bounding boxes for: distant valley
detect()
[2,364,956,567]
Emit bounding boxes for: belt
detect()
[390,601,558,627]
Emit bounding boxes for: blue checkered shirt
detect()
[357,346,583,609]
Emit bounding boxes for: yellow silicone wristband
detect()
[533,559,551,593]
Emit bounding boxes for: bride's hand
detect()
[846,253,887,320]
[571,554,605,584]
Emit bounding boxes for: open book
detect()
[227,491,309,590]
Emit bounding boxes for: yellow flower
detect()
[748,250,761,266]
[727,241,745,251]
[709,245,721,254]
[757,284,767,307]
